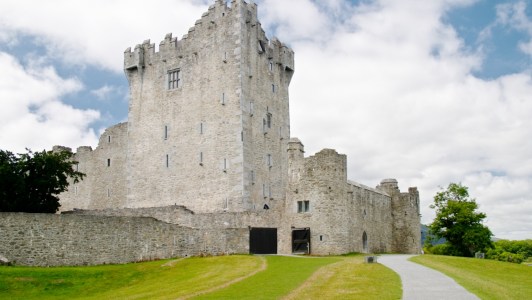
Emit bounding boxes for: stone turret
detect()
[378,178,421,254]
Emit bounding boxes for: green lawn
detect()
[0,255,262,300]
[0,254,401,299]
[282,256,401,300]
[410,255,532,300]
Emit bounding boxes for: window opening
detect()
[108,135,111,143]
[267,154,272,168]
[297,200,310,213]
[266,113,272,128]
[164,125,168,140]
[199,152,203,166]
[166,154,169,168]
[362,231,368,253]
[107,158,111,167]
[221,92,226,105]
[168,69,180,89]
[269,60,273,71]
[272,84,275,93]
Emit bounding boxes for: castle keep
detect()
[0,0,421,266]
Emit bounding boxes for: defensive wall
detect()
[0,213,247,266]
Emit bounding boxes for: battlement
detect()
[348,180,389,196]
[52,145,72,153]
[124,0,294,74]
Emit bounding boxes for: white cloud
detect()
[0,0,210,72]
[496,1,532,57]
[0,0,530,239]
[91,85,116,101]
[0,52,99,152]
[266,0,532,239]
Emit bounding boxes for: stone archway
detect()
[362,231,368,253]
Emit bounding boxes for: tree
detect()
[428,183,493,257]
[0,148,84,213]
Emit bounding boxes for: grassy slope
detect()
[0,255,402,299]
[194,256,340,300]
[0,255,262,300]
[410,255,532,300]
[282,256,401,300]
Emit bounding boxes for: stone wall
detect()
[59,122,128,211]
[377,179,422,254]
[0,213,248,266]
[286,140,394,255]
[64,205,291,254]
[285,139,420,255]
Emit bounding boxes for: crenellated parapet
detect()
[124,0,294,77]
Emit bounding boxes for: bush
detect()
[426,243,453,255]
[486,240,531,264]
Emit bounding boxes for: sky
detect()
[0,0,531,240]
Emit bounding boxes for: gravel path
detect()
[378,255,480,300]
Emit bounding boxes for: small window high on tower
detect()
[168,69,180,89]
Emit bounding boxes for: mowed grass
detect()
[195,255,340,300]
[282,256,401,300]
[410,255,532,300]
[0,254,402,300]
[0,255,262,300]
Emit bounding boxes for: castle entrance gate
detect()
[292,228,311,254]
[249,228,278,254]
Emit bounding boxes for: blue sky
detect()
[0,0,531,240]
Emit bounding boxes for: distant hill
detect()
[421,224,445,246]
[421,224,499,245]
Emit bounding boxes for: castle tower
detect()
[378,179,421,253]
[123,0,294,213]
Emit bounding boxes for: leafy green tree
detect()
[428,183,493,257]
[0,148,84,213]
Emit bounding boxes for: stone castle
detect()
[0,0,420,266]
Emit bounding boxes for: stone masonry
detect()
[0,212,247,266]
[16,0,424,265]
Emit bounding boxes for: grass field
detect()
[410,255,532,300]
[0,254,401,299]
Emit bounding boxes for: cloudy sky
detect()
[1,0,531,240]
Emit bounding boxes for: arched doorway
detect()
[362,231,368,253]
